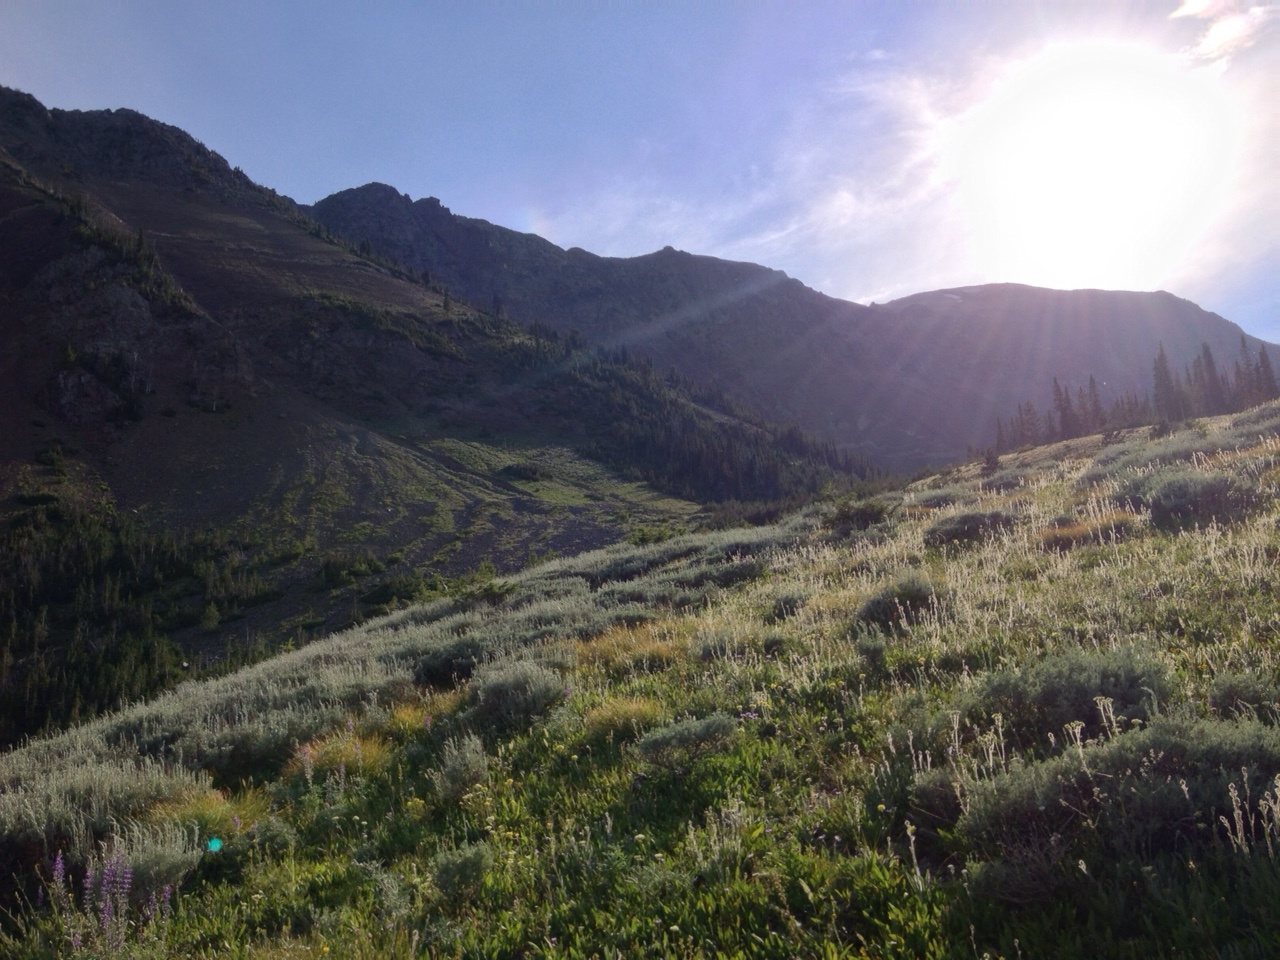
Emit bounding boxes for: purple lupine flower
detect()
[424,714,432,731]
[100,890,114,932]
[52,850,65,891]
[143,891,158,923]
[346,717,355,733]
[99,854,117,905]
[70,931,83,950]
[83,864,96,906]
[117,858,133,902]
[233,814,242,831]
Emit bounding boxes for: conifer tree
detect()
[1152,342,1180,421]
[1086,375,1106,431]
[1258,345,1279,401]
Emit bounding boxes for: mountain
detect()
[312,182,1277,469]
[5,403,1280,954]
[0,86,859,743]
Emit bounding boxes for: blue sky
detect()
[1,1,1275,338]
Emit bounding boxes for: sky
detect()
[1,1,1276,338]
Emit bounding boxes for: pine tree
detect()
[1086,375,1106,431]
[1258,345,1279,401]
[1152,343,1179,421]
[1052,378,1080,439]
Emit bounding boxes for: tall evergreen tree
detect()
[1152,342,1180,421]
[1052,378,1080,439]
[1258,345,1279,401]
[1086,375,1106,432]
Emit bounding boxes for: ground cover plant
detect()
[2,406,1280,957]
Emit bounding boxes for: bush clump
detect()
[924,511,1014,548]
[911,487,969,509]
[829,497,895,533]
[432,734,489,803]
[1144,470,1251,531]
[414,635,493,687]
[432,842,493,901]
[1209,672,1280,721]
[468,659,566,727]
[954,717,1280,888]
[858,574,940,631]
[636,714,737,770]
[956,645,1172,747]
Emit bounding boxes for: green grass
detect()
[4,406,1280,956]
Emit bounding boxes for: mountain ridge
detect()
[311,181,1274,469]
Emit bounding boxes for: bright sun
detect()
[948,40,1243,291]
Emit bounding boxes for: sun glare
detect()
[947,41,1243,291]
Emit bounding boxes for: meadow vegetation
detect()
[3,404,1280,957]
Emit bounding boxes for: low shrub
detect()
[432,842,493,902]
[829,497,894,532]
[955,645,1172,747]
[911,487,970,509]
[923,511,1014,548]
[468,659,566,727]
[414,635,494,687]
[1209,672,1280,721]
[1144,470,1251,531]
[857,575,940,631]
[432,734,489,803]
[636,714,737,770]
[955,717,1280,876]
[767,590,809,624]
[980,470,1027,493]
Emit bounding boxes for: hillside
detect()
[0,86,861,745]
[312,182,1277,470]
[3,403,1280,957]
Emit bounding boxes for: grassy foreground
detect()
[4,405,1280,957]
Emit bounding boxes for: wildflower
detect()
[424,714,432,730]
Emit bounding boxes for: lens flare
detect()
[944,40,1244,290]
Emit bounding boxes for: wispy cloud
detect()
[536,7,1274,329]
[1171,0,1276,63]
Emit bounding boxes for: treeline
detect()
[995,338,1279,451]
[573,355,864,503]
[0,488,281,747]
[455,312,870,504]
[513,338,869,503]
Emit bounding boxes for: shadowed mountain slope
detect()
[0,86,859,740]
[312,182,1275,469]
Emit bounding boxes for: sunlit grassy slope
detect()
[5,404,1280,957]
